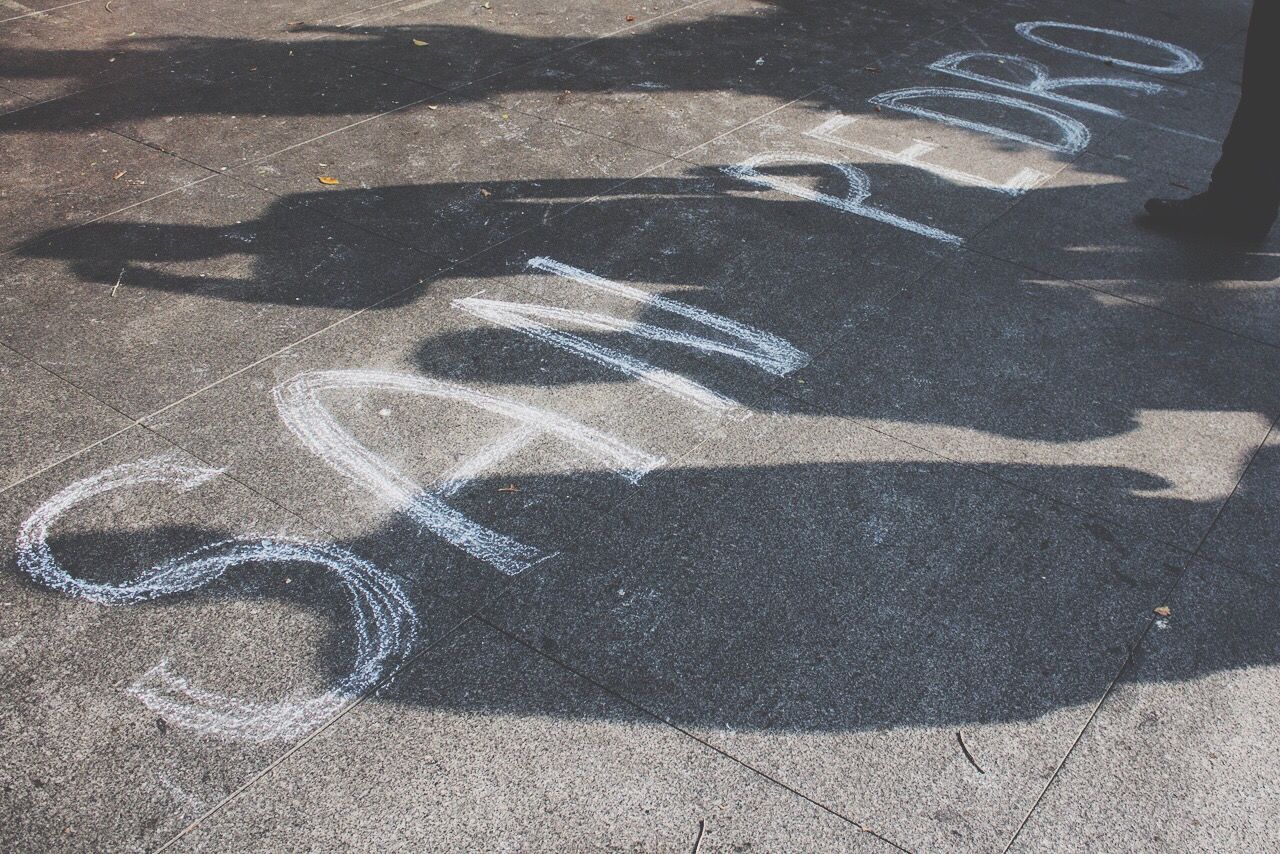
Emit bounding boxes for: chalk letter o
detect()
[1015,21,1203,75]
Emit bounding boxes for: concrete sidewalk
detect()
[1,0,1277,850]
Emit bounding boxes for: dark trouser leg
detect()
[1207,0,1279,217]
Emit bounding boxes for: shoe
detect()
[1143,192,1276,243]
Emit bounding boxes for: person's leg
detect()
[1144,1,1278,241]
[1208,0,1277,203]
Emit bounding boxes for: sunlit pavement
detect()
[1,0,1277,850]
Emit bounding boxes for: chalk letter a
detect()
[274,370,664,575]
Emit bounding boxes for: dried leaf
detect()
[317,175,340,185]
[1153,605,1171,617]
[626,14,635,21]
[427,104,439,110]
[479,188,492,197]
[412,38,428,46]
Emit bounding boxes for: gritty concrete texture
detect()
[1198,427,1280,582]
[0,103,210,253]
[480,0,978,157]
[87,44,442,170]
[1009,559,1280,853]
[179,619,897,853]
[278,0,704,91]
[140,249,766,612]
[486,396,1190,851]
[971,153,1280,348]
[0,344,131,488]
[237,96,667,261]
[1,175,450,417]
[2,0,1277,850]
[0,0,244,102]
[791,249,1280,551]
[0,427,465,851]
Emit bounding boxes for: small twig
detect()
[957,730,985,774]
[110,268,124,296]
[692,818,706,854]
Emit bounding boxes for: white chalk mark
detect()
[896,139,939,160]
[527,258,809,378]
[15,455,221,604]
[274,370,664,574]
[869,87,1090,155]
[1015,21,1203,75]
[722,152,963,245]
[929,51,1163,117]
[804,114,1049,196]
[451,258,809,415]
[454,300,737,413]
[398,0,446,11]
[157,773,205,816]
[1131,119,1219,145]
[15,455,418,742]
[437,424,540,497]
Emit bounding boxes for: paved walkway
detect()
[1,0,1277,850]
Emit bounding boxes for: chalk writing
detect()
[723,152,963,245]
[804,114,1049,195]
[1015,21,1203,75]
[869,87,1090,155]
[928,51,1163,118]
[273,370,664,574]
[15,455,418,741]
[451,257,809,415]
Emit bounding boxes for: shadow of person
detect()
[8,449,1261,745]
[17,159,1279,455]
[0,0,949,133]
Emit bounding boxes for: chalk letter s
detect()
[15,455,418,741]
